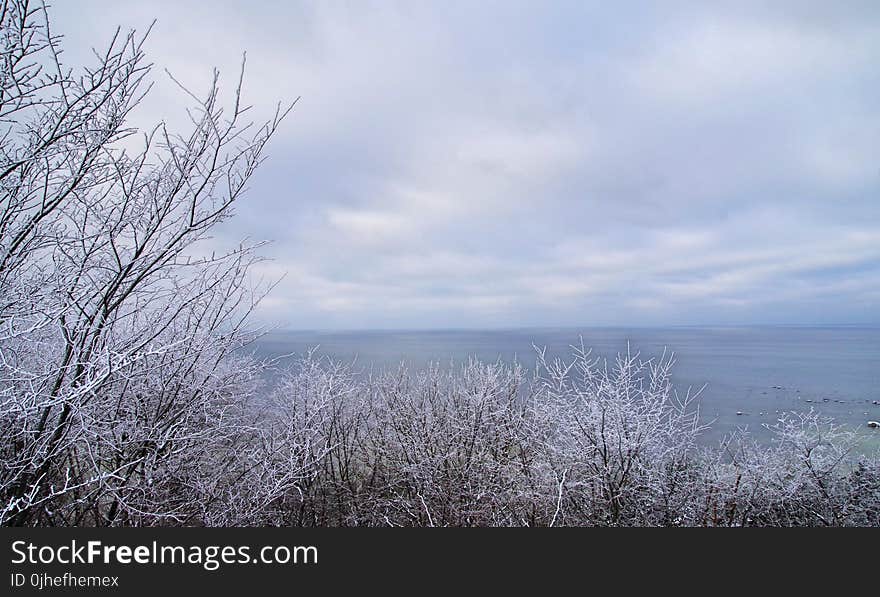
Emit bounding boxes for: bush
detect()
[238,348,879,527]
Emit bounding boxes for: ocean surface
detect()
[251,326,880,451]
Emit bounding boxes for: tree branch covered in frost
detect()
[0,0,290,525]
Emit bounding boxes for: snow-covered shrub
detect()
[259,348,878,527]
[536,343,706,526]
[697,412,877,526]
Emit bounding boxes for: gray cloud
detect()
[53,1,880,328]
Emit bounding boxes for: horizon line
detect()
[262,322,880,334]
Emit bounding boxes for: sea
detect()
[251,326,880,452]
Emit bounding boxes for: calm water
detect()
[251,326,880,451]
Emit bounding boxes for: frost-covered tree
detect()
[0,0,290,525]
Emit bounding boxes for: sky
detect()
[53,1,880,329]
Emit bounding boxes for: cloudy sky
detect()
[55,1,879,329]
